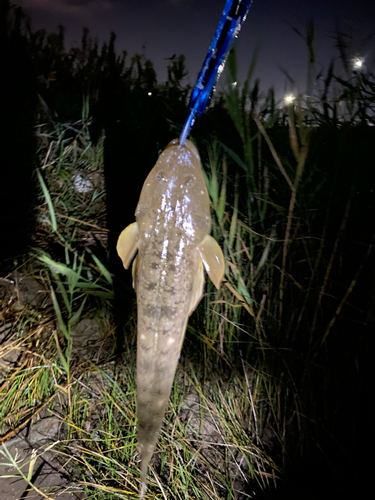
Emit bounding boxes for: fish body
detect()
[116,139,224,498]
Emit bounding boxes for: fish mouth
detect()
[164,138,200,162]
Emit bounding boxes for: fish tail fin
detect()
[139,475,146,500]
[137,389,170,498]
[139,454,150,499]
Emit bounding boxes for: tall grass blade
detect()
[68,296,87,327]
[91,253,113,285]
[37,169,57,231]
[50,286,69,341]
[228,191,238,249]
[217,159,227,224]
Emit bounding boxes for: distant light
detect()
[148,91,152,96]
[353,57,364,69]
[231,81,238,88]
[284,94,295,104]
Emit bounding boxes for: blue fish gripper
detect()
[180,0,253,145]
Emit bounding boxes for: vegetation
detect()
[1,1,374,498]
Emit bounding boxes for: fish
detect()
[116,138,225,498]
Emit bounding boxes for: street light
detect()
[352,57,364,70]
[284,93,295,105]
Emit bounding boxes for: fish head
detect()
[136,139,211,244]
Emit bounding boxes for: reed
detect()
[1,10,374,498]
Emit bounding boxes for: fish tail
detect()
[137,387,172,498]
[139,462,147,499]
[139,445,152,499]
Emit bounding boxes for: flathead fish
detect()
[116,138,225,498]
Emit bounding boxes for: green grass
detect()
[1,17,375,499]
[1,103,279,498]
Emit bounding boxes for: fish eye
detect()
[185,176,195,186]
[157,172,167,181]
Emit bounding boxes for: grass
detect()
[1,18,375,500]
[1,102,278,499]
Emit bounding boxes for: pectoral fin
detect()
[116,222,139,270]
[198,234,225,290]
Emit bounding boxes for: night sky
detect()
[16,0,375,101]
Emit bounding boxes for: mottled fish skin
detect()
[116,139,224,499]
